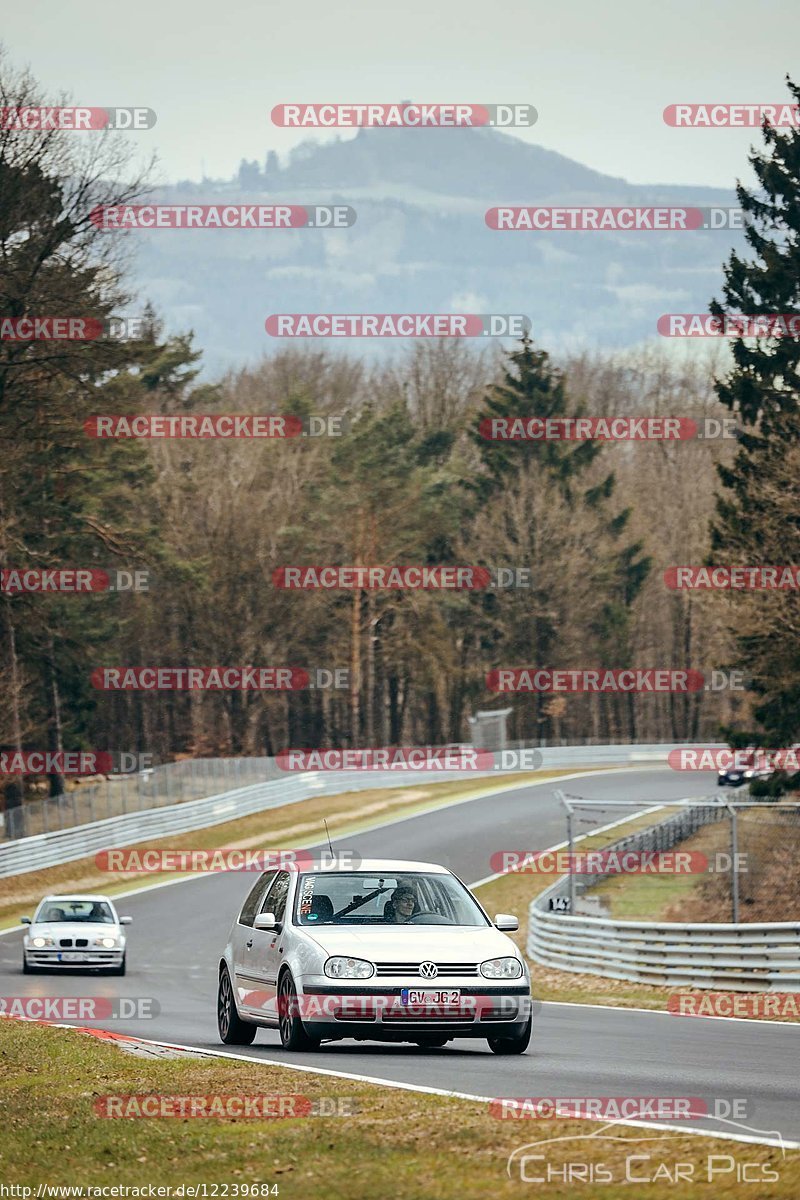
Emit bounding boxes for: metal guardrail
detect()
[527,806,800,991]
[0,742,714,878]
[0,757,282,841]
[0,741,693,843]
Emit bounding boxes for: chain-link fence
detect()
[0,740,702,843]
[0,757,280,841]
[555,792,800,924]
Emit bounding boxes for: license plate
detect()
[58,952,87,962]
[400,988,461,1005]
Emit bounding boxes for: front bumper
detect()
[295,982,532,1040]
[25,948,123,968]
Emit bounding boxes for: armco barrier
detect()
[0,743,719,878]
[527,805,800,991]
[528,899,800,991]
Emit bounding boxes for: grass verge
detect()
[0,1020,795,1198]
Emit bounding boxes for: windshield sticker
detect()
[299,876,315,917]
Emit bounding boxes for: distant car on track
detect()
[717,747,774,788]
[217,857,532,1055]
[21,894,132,975]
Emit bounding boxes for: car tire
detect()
[217,964,257,1045]
[112,955,126,977]
[487,1014,532,1055]
[277,970,321,1052]
[413,1036,449,1049]
[22,958,35,975]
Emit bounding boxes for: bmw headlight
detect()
[480,956,523,980]
[31,936,54,948]
[94,936,119,949]
[324,956,374,979]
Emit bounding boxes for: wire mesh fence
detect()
[0,757,280,841]
[554,792,800,924]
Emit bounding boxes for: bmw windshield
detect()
[36,901,115,924]
[294,872,490,927]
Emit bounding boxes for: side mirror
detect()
[254,912,279,931]
[494,913,519,932]
[20,917,31,925]
[119,916,133,926]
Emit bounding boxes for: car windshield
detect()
[37,901,115,924]
[294,872,490,927]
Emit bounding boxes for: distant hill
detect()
[127,127,742,376]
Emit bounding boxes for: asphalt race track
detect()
[2,768,798,1144]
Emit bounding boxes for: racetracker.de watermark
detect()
[488,849,716,875]
[271,103,537,127]
[658,314,800,337]
[272,565,531,589]
[0,997,158,1020]
[664,566,800,590]
[485,206,744,230]
[490,1097,751,1120]
[89,667,348,690]
[668,992,800,1018]
[663,102,800,127]
[265,314,529,337]
[84,415,345,438]
[0,750,152,775]
[94,1094,358,1119]
[486,669,705,693]
[276,747,494,771]
[94,848,360,872]
[0,106,156,130]
[479,416,741,442]
[668,747,800,772]
[1,568,150,594]
[89,205,355,229]
[1,316,152,341]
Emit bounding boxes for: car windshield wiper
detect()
[334,884,391,919]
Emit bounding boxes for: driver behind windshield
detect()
[388,883,418,923]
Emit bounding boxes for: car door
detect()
[232,871,276,1012]
[247,870,292,1021]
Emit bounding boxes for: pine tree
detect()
[471,337,650,739]
[710,76,800,745]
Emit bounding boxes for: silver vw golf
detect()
[217,858,532,1054]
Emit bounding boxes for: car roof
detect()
[300,859,449,875]
[40,894,114,903]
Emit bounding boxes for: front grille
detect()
[59,939,73,948]
[374,962,479,978]
[76,939,88,948]
[380,1006,473,1022]
[382,1017,476,1028]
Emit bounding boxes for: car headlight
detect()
[744,770,753,778]
[94,937,119,949]
[480,956,523,980]
[324,956,374,979]
[30,936,54,948]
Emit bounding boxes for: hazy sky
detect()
[4,0,798,188]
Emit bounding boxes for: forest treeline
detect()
[2,56,798,809]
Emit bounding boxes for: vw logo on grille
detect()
[419,961,438,979]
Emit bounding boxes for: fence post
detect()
[727,804,739,924]
[555,790,576,913]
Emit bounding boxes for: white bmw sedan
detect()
[21,894,131,974]
[217,858,532,1054]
